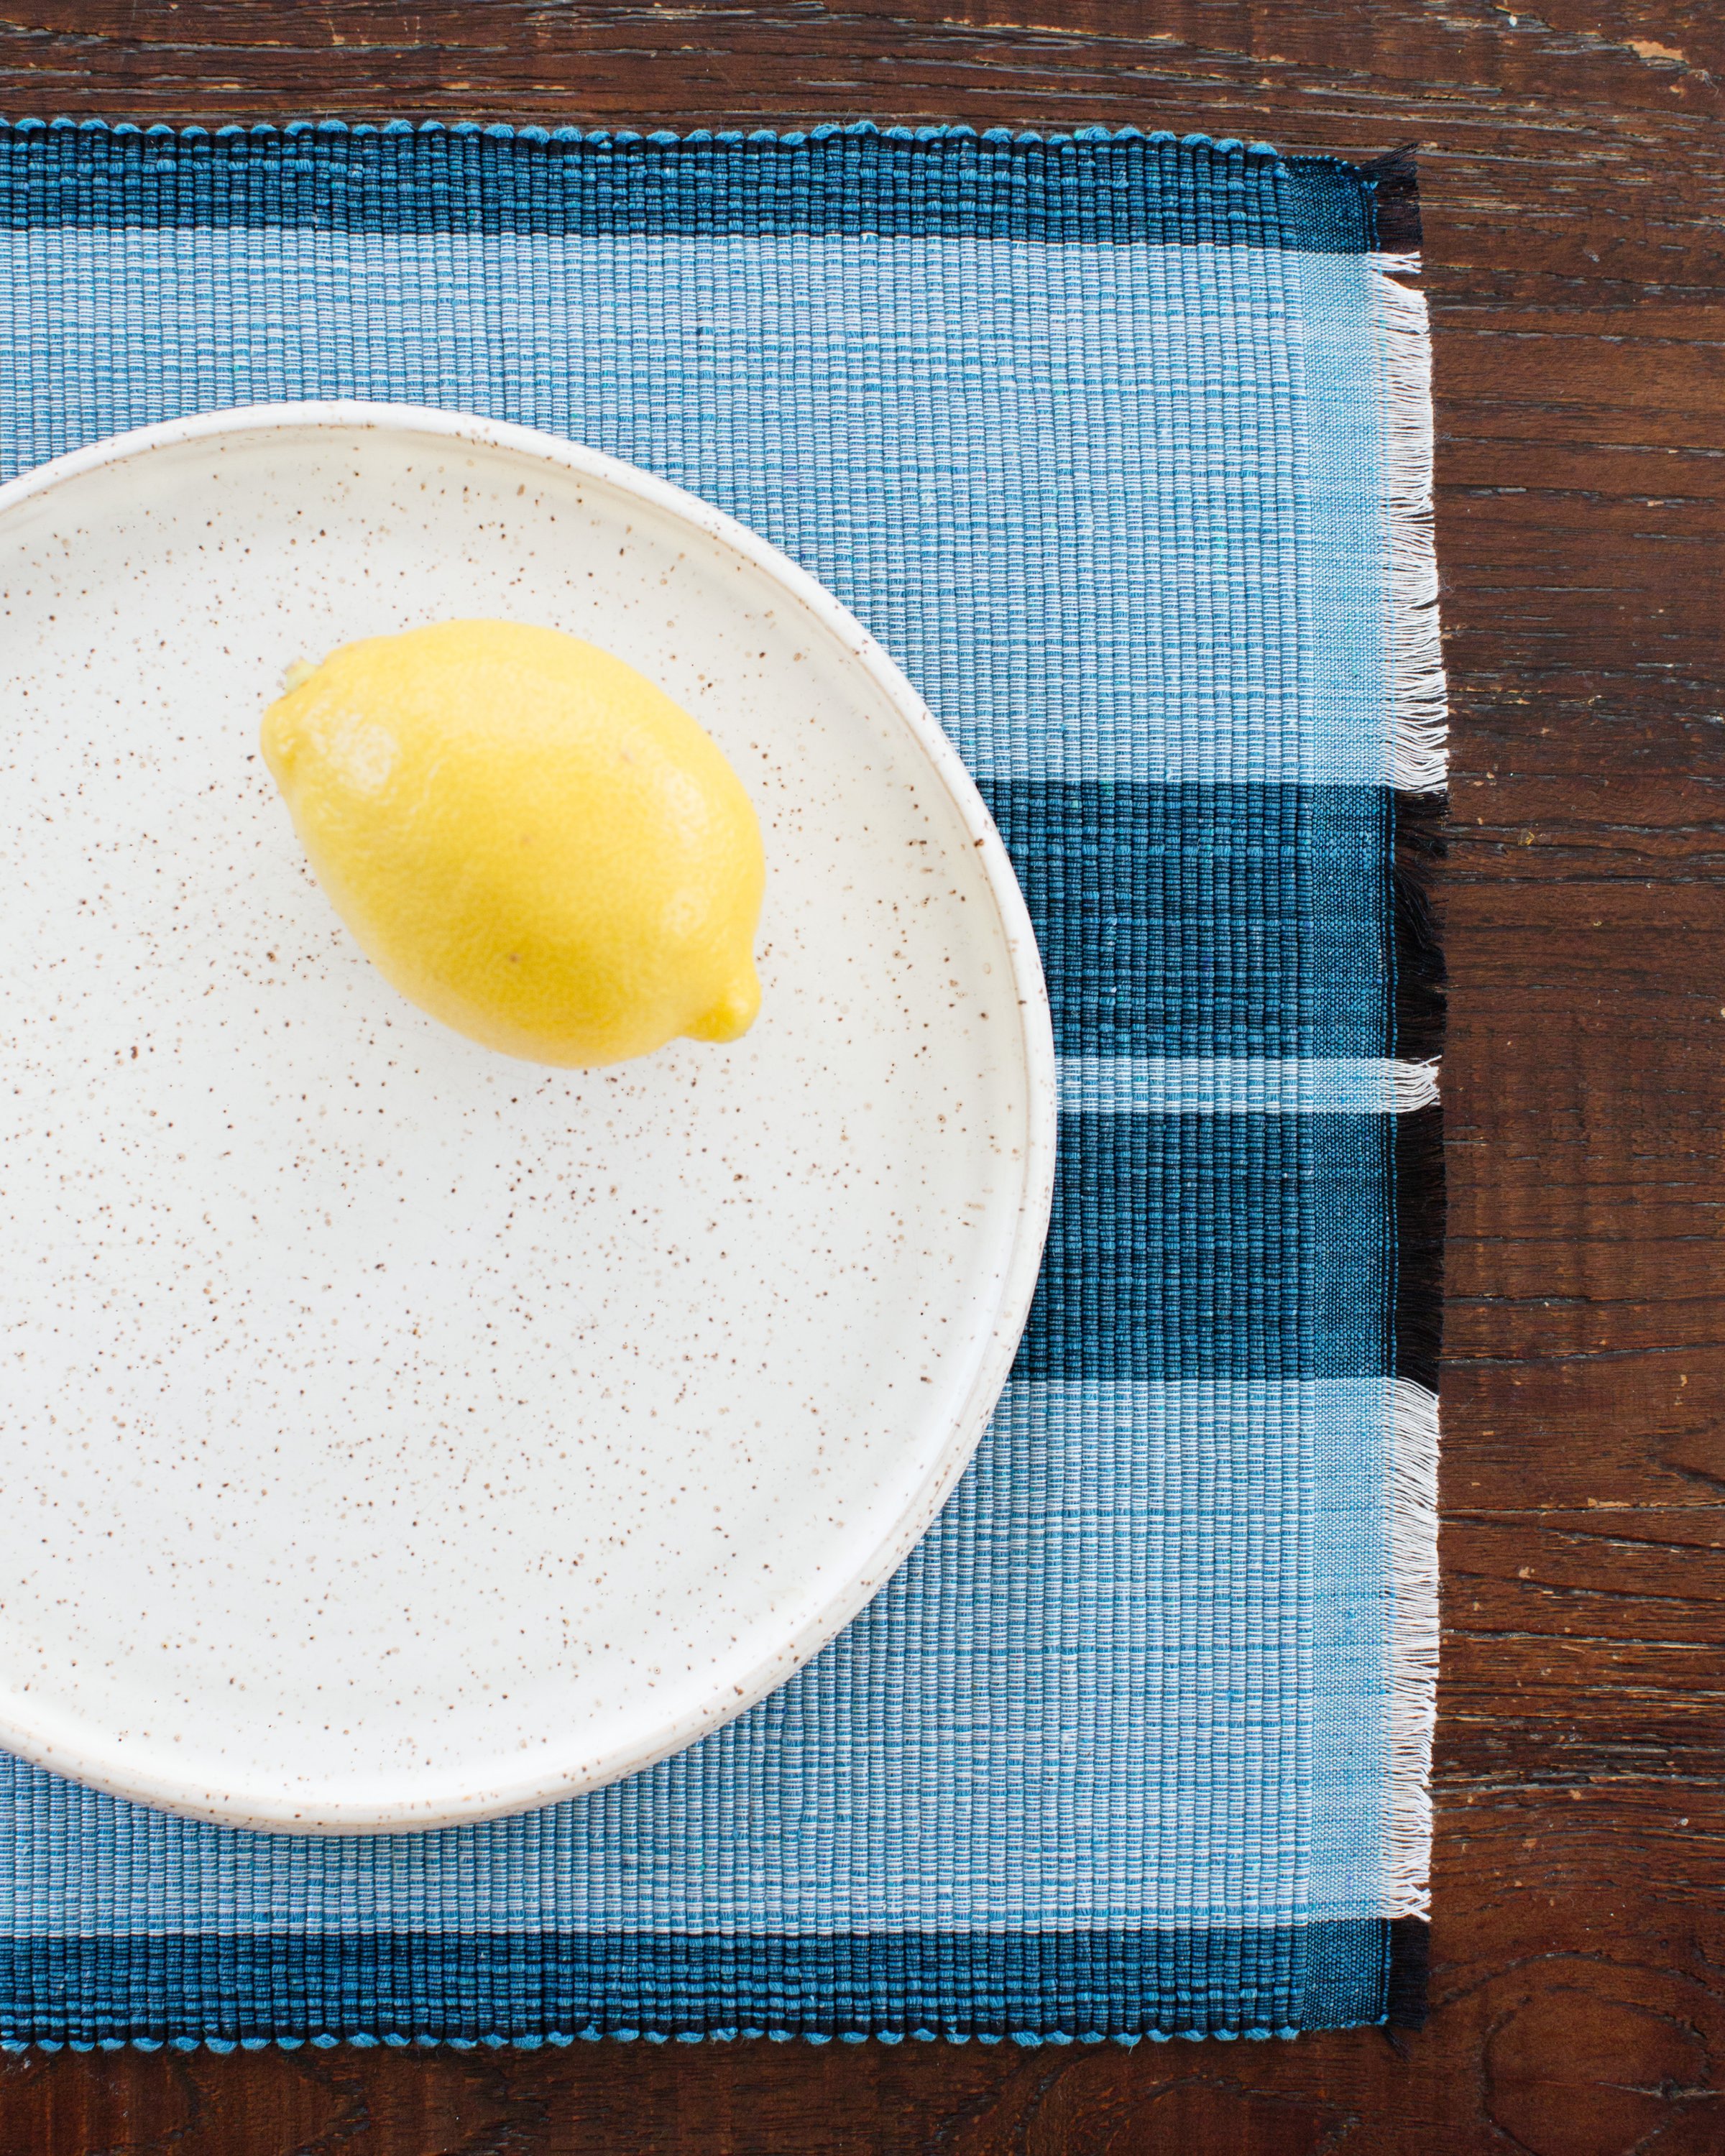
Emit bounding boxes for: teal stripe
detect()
[0,1922,1391,2044]
[0,121,1381,254]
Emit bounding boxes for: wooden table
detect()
[4,5,1721,2149]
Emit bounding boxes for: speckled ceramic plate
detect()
[0,404,1055,1834]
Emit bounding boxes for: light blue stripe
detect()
[0,1378,1392,1938]
[1059,1056,1428,1115]
[0,232,1392,785]
[1308,1389,1394,1927]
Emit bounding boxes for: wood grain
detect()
[4,2,1724,2148]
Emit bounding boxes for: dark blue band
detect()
[0,123,1381,251]
[984,783,1393,1058]
[0,1922,1391,2043]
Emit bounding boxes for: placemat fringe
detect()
[1394,788,1448,1061]
[1374,255,1448,795]
[1386,1058,1440,1113]
[1388,1378,1440,1921]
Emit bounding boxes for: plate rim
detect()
[0,400,1057,1833]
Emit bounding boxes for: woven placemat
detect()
[0,119,1443,2046]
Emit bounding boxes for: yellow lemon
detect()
[260,620,765,1068]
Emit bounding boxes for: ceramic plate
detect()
[0,405,1055,1833]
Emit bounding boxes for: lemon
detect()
[260,620,765,1068]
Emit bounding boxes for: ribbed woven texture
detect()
[0,119,1425,2045]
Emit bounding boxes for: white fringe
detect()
[1370,253,1448,794]
[1387,1377,1439,1918]
[1389,1056,1440,1113]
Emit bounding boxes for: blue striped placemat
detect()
[0,119,1444,2047]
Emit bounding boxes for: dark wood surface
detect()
[4,4,1724,2149]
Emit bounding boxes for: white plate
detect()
[0,405,1055,1833]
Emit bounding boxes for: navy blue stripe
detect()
[983,783,1392,1058]
[0,1925,1388,2042]
[1022,1111,1393,1381]
[0,124,1376,251]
